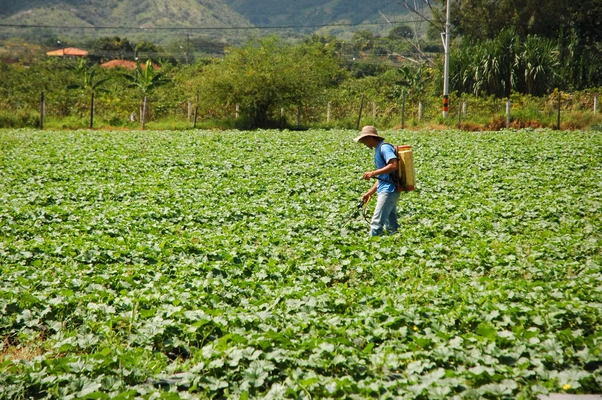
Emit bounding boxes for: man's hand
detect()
[362,171,374,180]
[361,192,372,203]
[364,160,398,181]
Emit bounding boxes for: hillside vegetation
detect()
[0,0,252,30]
[224,0,409,29]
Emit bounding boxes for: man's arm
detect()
[362,158,398,180]
[362,181,378,203]
[361,158,398,202]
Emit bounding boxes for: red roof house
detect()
[46,47,89,57]
[100,59,160,71]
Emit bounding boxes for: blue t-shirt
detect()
[375,141,398,193]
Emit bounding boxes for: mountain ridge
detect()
[0,0,252,29]
[0,0,414,44]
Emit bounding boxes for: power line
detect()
[0,19,431,32]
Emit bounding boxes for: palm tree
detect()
[121,59,168,129]
[67,59,110,128]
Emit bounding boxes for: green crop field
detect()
[0,128,601,399]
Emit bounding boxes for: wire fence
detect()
[2,85,600,131]
[1,33,601,131]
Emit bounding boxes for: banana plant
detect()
[67,59,111,128]
[121,59,168,129]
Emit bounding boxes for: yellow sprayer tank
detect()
[396,145,415,191]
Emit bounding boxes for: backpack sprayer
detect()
[367,143,416,192]
[395,145,416,191]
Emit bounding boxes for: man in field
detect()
[355,126,400,236]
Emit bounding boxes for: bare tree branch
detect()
[379,10,393,25]
[379,9,436,66]
[388,52,423,65]
[401,0,443,31]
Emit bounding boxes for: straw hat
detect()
[354,125,384,143]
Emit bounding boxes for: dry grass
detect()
[1,337,46,362]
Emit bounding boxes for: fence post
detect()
[297,105,301,129]
[187,102,192,121]
[506,99,511,129]
[594,95,598,114]
[327,102,331,123]
[418,101,423,122]
[401,92,406,129]
[89,91,94,129]
[356,94,365,130]
[557,90,561,130]
[39,91,45,129]
[235,104,239,119]
[457,100,462,129]
[142,96,148,130]
[193,93,199,129]
[462,102,467,115]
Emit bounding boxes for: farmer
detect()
[355,125,400,236]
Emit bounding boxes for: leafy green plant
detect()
[66,60,111,128]
[0,128,601,398]
[121,59,168,97]
[120,59,169,128]
[195,37,341,129]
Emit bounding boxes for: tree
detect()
[67,59,110,94]
[388,25,414,40]
[121,59,168,97]
[352,30,378,53]
[67,59,111,128]
[428,0,602,44]
[121,60,169,128]
[196,37,342,129]
[90,36,135,59]
[134,41,163,54]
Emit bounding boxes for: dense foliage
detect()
[193,38,343,128]
[1,37,601,131]
[0,0,251,37]
[430,0,602,43]
[1,128,601,399]
[449,29,602,96]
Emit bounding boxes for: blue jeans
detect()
[370,191,400,236]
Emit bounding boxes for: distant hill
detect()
[0,0,414,44]
[0,0,252,30]
[224,0,411,34]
